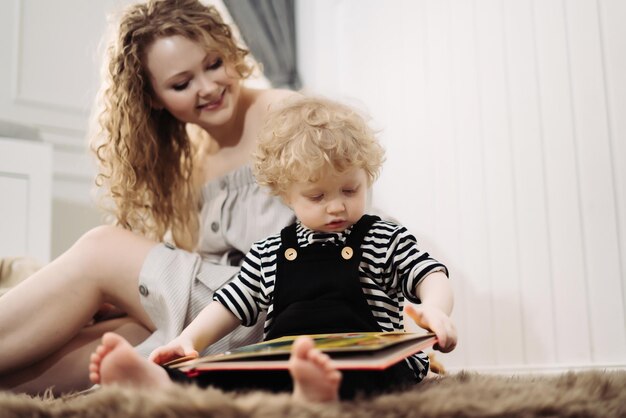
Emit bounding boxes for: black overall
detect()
[168,215,417,398]
[265,214,383,339]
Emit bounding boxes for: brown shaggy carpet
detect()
[0,370,624,418]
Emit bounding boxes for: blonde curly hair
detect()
[254,96,385,197]
[91,0,252,250]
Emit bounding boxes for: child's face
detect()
[284,168,368,233]
[145,35,241,131]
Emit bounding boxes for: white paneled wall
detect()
[0,0,125,257]
[297,0,626,372]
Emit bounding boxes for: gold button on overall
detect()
[341,246,353,260]
[284,248,298,261]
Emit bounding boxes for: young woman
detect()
[0,0,295,395]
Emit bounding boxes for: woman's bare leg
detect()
[0,317,151,396]
[0,225,158,374]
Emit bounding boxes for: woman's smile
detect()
[197,88,226,111]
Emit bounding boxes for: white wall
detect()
[0,0,127,258]
[297,0,626,373]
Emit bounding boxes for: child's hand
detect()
[148,337,199,365]
[405,304,457,353]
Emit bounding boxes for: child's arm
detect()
[376,221,456,352]
[149,302,240,364]
[406,271,457,353]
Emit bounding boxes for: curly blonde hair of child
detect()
[90,0,253,250]
[254,96,385,197]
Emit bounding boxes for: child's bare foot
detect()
[289,336,342,403]
[89,332,172,389]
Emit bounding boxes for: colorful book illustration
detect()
[166,331,437,374]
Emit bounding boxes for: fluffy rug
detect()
[0,370,624,417]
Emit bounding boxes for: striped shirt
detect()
[214,217,448,379]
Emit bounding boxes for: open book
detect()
[167,331,437,375]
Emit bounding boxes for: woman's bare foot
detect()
[89,332,172,389]
[288,336,342,403]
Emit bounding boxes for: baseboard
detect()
[446,363,626,375]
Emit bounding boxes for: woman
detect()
[0,0,295,395]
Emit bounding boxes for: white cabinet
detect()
[0,137,52,263]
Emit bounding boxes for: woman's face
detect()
[145,35,241,130]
